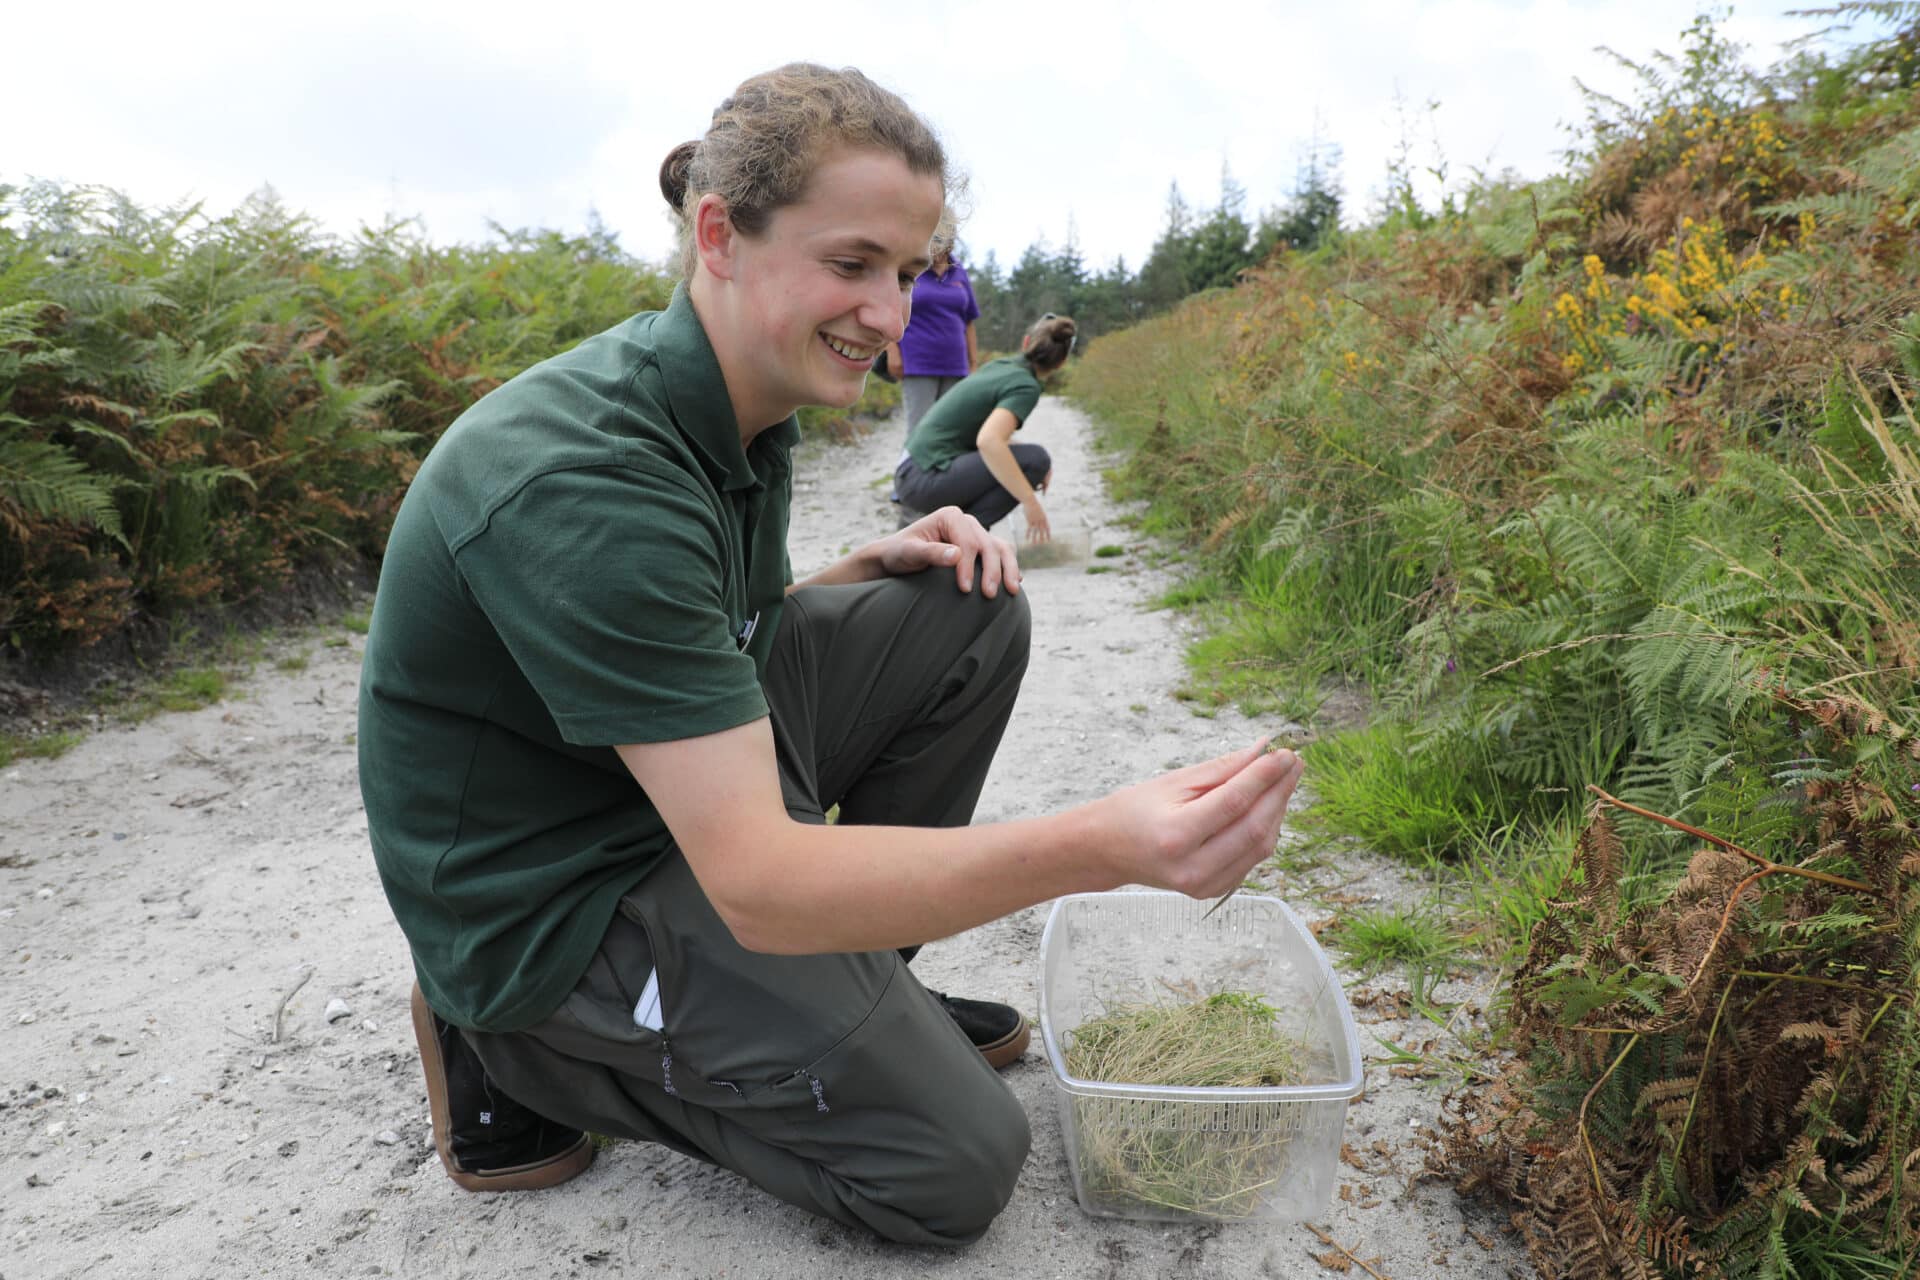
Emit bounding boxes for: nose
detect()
[859,275,909,343]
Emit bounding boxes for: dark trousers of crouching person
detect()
[892,443,1053,532]
[464,571,1034,1246]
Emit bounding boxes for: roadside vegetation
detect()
[1071,8,1919,1276]
[0,192,665,657]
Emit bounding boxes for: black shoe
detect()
[928,990,1031,1069]
[410,984,594,1192]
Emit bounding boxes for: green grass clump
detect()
[1324,906,1461,976]
[0,730,83,767]
[1063,992,1310,1219]
[1299,721,1508,865]
[1455,819,1582,962]
[153,666,228,712]
[1153,573,1228,610]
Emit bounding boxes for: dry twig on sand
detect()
[271,967,313,1044]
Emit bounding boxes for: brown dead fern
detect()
[1434,778,1920,1278]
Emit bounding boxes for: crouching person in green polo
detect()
[357,63,1306,1248]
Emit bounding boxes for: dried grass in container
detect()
[1062,991,1310,1218]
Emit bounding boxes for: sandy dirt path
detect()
[0,398,1526,1280]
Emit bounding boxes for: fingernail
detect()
[943,547,958,562]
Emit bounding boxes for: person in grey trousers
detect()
[359,62,1306,1250]
[886,238,980,431]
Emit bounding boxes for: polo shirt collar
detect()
[654,284,799,492]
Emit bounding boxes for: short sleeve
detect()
[455,466,766,747]
[961,279,981,324]
[994,379,1041,426]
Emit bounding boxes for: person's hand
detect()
[1021,495,1052,546]
[1094,743,1305,901]
[875,505,1022,597]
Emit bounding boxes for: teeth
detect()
[823,335,877,361]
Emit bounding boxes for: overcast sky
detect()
[9,2,1881,274]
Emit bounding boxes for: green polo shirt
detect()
[358,285,797,1032]
[904,355,1043,471]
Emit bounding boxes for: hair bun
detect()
[659,141,698,213]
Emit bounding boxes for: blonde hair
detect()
[659,64,954,277]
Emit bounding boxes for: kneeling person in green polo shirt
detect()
[359,65,1304,1248]
[893,312,1073,542]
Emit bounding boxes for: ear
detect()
[1019,333,1032,352]
[693,194,737,281]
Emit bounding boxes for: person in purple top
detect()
[885,241,981,431]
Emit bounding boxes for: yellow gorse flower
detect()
[1656,105,1792,197]
[1552,216,1787,390]
[1583,255,1609,301]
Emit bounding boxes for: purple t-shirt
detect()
[896,262,980,378]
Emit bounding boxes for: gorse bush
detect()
[0,182,674,655]
[1072,8,1920,1274]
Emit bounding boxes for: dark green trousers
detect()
[467,571,1034,1246]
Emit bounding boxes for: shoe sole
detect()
[410,984,594,1193]
[975,1015,1031,1071]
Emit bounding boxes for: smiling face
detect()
[699,148,944,434]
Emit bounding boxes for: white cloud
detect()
[6,0,1881,273]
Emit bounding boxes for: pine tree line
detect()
[966,138,1345,353]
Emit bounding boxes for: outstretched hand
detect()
[1020,496,1052,546]
[1098,742,1305,901]
[875,506,1022,597]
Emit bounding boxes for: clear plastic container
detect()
[1002,512,1092,568]
[1038,890,1364,1222]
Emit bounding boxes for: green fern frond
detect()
[0,298,55,344]
[0,429,125,542]
[1756,193,1887,231]
[1468,181,1584,260]
[333,428,420,452]
[39,276,177,320]
[1849,124,1920,220]
[1532,494,1652,595]
[129,336,254,408]
[164,464,256,494]
[58,419,145,466]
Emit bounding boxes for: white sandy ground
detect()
[0,398,1531,1280]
